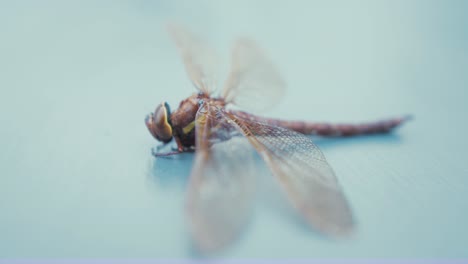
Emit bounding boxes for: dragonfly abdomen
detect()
[231,110,411,137]
[273,116,411,136]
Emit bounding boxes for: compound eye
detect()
[146,102,173,143]
[163,102,171,116]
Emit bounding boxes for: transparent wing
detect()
[227,110,355,235]
[222,38,286,112]
[186,103,257,253]
[167,23,219,94]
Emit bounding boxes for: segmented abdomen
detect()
[232,111,411,137]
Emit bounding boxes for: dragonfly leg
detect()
[151,136,196,157]
[151,145,195,157]
[152,149,182,157]
[151,141,182,157]
[174,137,185,152]
[152,149,192,157]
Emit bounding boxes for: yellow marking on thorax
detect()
[182,121,196,134]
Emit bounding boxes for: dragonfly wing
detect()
[227,110,354,235]
[167,23,219,94]
[186,103,257,253]
[222,38,286,112]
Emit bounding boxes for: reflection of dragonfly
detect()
[145,24,410,253]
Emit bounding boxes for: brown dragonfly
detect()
[145,24,409,253]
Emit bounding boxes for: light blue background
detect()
[1,0,467,258]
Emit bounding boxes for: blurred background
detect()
[1,0,467,258]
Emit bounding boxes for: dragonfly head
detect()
[145,102,173,143]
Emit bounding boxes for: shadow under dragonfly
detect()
[146,132,407,246]
[312,132,405,150]
[147,145,194,189]
[150,132,405,172]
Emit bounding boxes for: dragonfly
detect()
[145,24,410,253]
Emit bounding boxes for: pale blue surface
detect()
[1,0,467,258]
